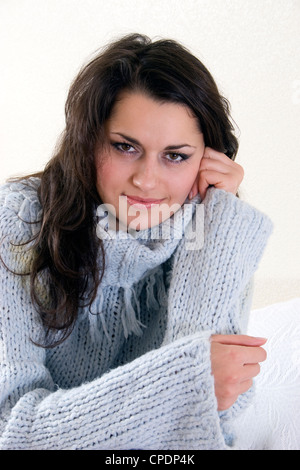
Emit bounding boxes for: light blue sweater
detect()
[0,180,273,450]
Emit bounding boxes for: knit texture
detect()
[0,179,273,450]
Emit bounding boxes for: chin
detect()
[118,201,183,232]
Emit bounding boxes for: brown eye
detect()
[112,142,136,153]
[120,143,133,152]
[165,152,190,163]
[168,153,182,161]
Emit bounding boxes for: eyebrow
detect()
[110,132,196,150]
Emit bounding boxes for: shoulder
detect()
[0,177,41,212]
[0,177,42,242]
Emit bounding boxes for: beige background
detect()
[0,0,299,308]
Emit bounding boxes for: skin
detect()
[95,90,266,411]
[95,91,206,231]
[211,335,267,411]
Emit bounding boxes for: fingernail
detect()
[256,337,268,343]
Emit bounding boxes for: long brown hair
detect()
[8,34,238,346]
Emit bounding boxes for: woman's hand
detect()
[210,334,267,411]
[189,147,244,201]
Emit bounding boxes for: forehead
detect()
[107,91,201,141]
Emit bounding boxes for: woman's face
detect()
[95,91,205,230]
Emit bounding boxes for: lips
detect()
[124,195,165,209]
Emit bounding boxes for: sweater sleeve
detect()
[163,187,273,342]
[1,324,222,449]
[0,240,224,449]
[0,185,227,450]
[162,188,273,447]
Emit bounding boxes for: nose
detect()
[132,157,158,192]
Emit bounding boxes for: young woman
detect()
[0,34,272,450]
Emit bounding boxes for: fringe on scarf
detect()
[88,291,112,343]
[145,272,160,311]
[88,267,168,341]
[121,286,145,339]
[121,267,167,339]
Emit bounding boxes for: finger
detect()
[199,168,242,189]
[216,379,253,411]
[219,364,261,386]
[204,147,235,163]
[241,363,261,381]
[188,177,199,200]
[221,344,267,366]
[242,345,267,365]
[198,171,211,200]
[211,334,267,347]
[200,157,241,174]
[202,149,244,178]
[199,170,240,198]
[237,378,253,395]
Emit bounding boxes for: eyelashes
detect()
[166,152,190,163]
[111,142,136,153]
[110,142,191,164]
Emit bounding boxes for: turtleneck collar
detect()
[95,196,200,289]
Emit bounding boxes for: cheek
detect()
[97,164,112,185]
[95,159,116,202]
[169,167,198,200]
[96,155,121,186]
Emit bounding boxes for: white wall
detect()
[0,0,299,308]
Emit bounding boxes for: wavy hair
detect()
[10,34,239,346]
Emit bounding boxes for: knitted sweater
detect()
[0,179,273,450]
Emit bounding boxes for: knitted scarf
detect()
[94,197,201,340]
